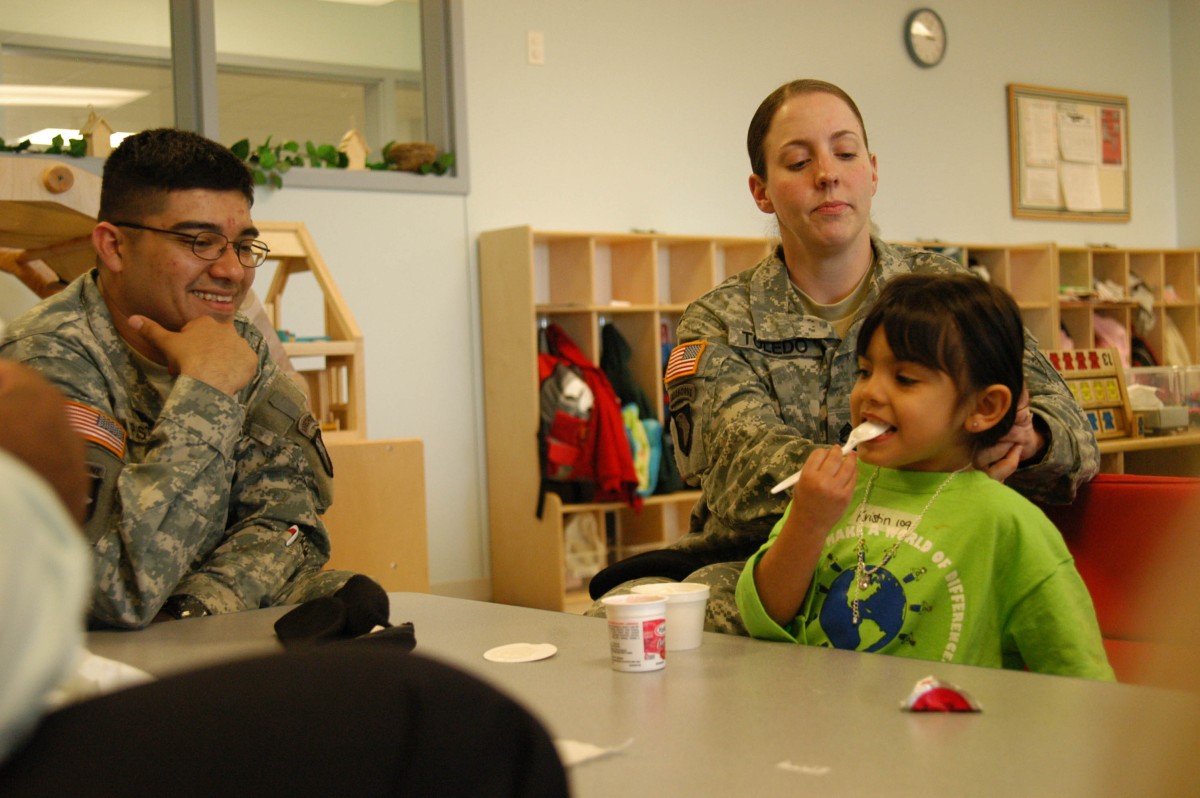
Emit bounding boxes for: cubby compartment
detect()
[1129,251,1165,301]
[1092,250,1130,298]
[603,312,663,405]
[1058,247,1094,297]
[603,237,658,306]
[1163,252,1197,304]
[539,236,595,306]
[659,239,717,308]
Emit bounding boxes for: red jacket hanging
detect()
[541,323,641,510]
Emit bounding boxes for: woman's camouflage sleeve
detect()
[1005,332,1100,504]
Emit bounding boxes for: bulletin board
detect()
[1007,84,1130,222]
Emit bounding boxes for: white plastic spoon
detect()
[769,419,889,495]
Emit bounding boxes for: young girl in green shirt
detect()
[736,272,1113,680]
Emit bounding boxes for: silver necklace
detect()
[850,465,967,625]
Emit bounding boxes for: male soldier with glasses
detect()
[0,128,358,628]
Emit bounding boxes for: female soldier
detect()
[589,79,1098,633]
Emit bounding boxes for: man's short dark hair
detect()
[98,128,255,222]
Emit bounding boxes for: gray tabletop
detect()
[88,593,1197,797]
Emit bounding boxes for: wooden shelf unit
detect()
[1098,430,1200,475]
[479,227,772,610]
[896,241,1059,345]
[1057,246,1200,365]
[480,227,1200,611]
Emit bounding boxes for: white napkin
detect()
[45,650,155,710]
[1127,384,1164,410]
[554,737,634,766]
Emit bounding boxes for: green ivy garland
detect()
[0,134,88,157]
[231,136,454,188]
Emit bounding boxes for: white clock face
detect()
[908,9,946,66]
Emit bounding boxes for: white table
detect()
[88,593,1198,797]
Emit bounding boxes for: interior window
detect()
[213,0,425,154]
[0,0,461,189]
[0,0,173,147]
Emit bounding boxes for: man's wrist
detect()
[160,594,212,620]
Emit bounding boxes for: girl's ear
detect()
[965,384,1013,434]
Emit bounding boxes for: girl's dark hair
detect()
[856,272,1025,448]
[747,79,869,179]
[98,128,254,222]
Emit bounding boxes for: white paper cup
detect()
[632,582,710,650]
[600,594,667,672]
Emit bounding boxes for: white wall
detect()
[4,1,1197,597]
[1171,0,1200,247]
[448,0,1188,596]
[251,187,479,589]
[462,0,1178,246]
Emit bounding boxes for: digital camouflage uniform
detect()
[588,238,1099,634]
[0,272,352,629]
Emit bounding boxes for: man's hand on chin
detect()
[129,315,257,397]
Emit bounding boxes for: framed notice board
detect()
[1007,84,1130,222]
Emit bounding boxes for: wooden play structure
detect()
[257,220,367,441]
[0,155,100,297]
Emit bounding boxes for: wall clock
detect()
[905,8,947,68]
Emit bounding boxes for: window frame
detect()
[1,0,469,195]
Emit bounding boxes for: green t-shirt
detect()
[736,464,1115,681]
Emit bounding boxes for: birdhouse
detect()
[337,128,370,171]
[80,111,114,158]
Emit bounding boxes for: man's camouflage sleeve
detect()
[1005,332,1100,504]
[665,264,834,562]
[167,365,338,617]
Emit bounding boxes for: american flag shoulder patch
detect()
[64,401,127,459]
[664,340,707,384]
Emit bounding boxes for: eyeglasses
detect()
[113,222,271,269]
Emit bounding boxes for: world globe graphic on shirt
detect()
[820,567,908,651]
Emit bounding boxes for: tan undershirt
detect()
[128,346,176,401]
[789,256,878,341]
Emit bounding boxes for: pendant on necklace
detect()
[859,577,871,590]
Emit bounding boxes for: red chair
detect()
[1037,473,1200,684]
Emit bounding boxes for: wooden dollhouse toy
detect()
[80,111,115,158]
[257,220,367,440]
[337,128,371,171]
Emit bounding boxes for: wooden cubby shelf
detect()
[480,227,1200,611]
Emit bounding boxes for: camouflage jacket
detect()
[665,238,1099,564]
[0,272,336,628]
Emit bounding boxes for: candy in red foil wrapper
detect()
[901,676,981,712]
